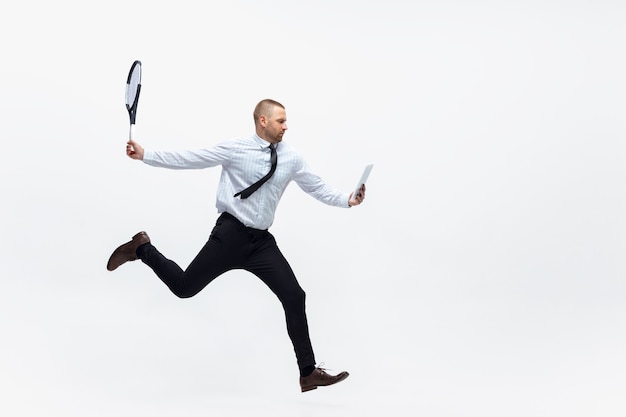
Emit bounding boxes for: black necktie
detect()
[234,144,277,199]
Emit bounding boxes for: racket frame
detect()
[125,60,142,140]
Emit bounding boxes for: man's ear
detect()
[259,115,267,127]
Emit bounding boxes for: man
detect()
[107,99,365,392]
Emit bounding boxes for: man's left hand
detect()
[348,185,366,207]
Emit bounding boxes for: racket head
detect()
[125,60,142,124]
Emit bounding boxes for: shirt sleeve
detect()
[292,156,350,208]
[142,141,232,170]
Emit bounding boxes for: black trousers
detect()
[137,212,316,372]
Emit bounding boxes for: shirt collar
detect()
[252,133,276,149]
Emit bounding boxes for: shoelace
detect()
[315,362,333,374]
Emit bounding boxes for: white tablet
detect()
[352,164,374,199]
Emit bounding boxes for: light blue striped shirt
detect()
[142,134,350,229]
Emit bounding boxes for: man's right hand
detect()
[126,139,144,160]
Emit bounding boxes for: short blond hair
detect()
[254,99,285,125]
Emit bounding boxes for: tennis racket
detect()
[125,60,142,140]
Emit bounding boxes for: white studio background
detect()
[1,1,625,416]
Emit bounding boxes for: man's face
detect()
[262,106,288,144]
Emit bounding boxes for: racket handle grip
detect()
[129,124,136,140]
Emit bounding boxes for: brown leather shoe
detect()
[106,232,150,271]
[299,366,349,392]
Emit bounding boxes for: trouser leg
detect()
[137,213,245,298]
[244,231,316,372]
